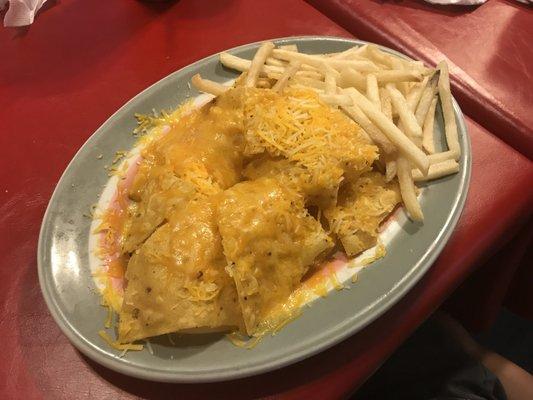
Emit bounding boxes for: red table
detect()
[307,0,533,159]
[1,1,532,399]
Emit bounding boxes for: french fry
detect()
[428,150,457,164]
[366,45,395,69]
[397,157,424,221]
[191,74,228,96]
[386,83,423,138]
[290,84,324,94]
[437,61,461,160]
[320,94,353,107]
[272,49,379,72]
[394,77,427,148]
[221,52,276,75]
[299,63,322,73]
[220,52,321,80]
[380,88,393,120]
[385,158,397,182]
[271,69,323,81]
[379,87,399,154]
[374,70,423,84]
[406,76,429,111]
[366,74,380,108]
[401,62,432,76]
[353,44,369,56]
[367,45,430,74]
[341,103,396,154]
[345,87,429,173]
[338,68,366,91]
[412,159,459,182]
[245,42,275,87]
[265,57,286,67]
[391,58,409,96]
[410,60,428,71]
[422,96,438,154]
[415,72,439,126]
[324,66,338,95]
[289,76,326,90]
[401,60,432,75]
[272,61,301,93]
[412,136,423,150]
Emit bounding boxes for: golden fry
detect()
[191,74,228,96]
[412,159,459,182]
[386,83,423,138]
[437,61,461,160]
[341,103,396,154]
[366,74,380,109]
[324,66,338,95]
[272,61,301,93]
[380,88,393,120]
[406,76,429,111]
[415,72,439,126]
[385,159,397,182]
[422,96,438,154]
[338,68,366,91]
[246,42,275,88]
[346,87,429,174]
[428,150,457,164]
[375,70,423,84]
[272,49,379,72]
[397,157,423,221]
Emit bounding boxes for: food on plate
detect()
[218,178,333,335]
[93,41,461,349]
[119,199,244,343]
[324,172,401,256]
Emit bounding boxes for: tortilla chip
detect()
[243,155,343,209]
[242,87,378,208]
[122,88,246,254]
[217,178,334,335]
[324,172,401,256]
[118,198,243,343]
[122,168,196,254]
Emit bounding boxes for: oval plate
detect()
[38,36,471,383]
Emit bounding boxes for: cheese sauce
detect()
[90,87,403,345]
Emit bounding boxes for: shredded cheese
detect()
[244,88,377,174]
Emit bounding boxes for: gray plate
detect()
[38,36,471,383]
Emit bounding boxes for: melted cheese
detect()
[122,89,245,253]
[243,88,378,207]
[243,155,342,209]
[217,177,334,335]
[325,172,401,256]
[119,198,244,343]
[96,86,402,347]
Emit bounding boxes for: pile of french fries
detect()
[191,42,461,222]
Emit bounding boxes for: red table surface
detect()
[1,1,533,399]
[307,0,533,160]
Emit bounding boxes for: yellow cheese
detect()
[325,172,401,256]
[118,198,244,343]
[122,89,246,254]
[242,88,378,207]
[217,177,334,335]
[97,86,400,347]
